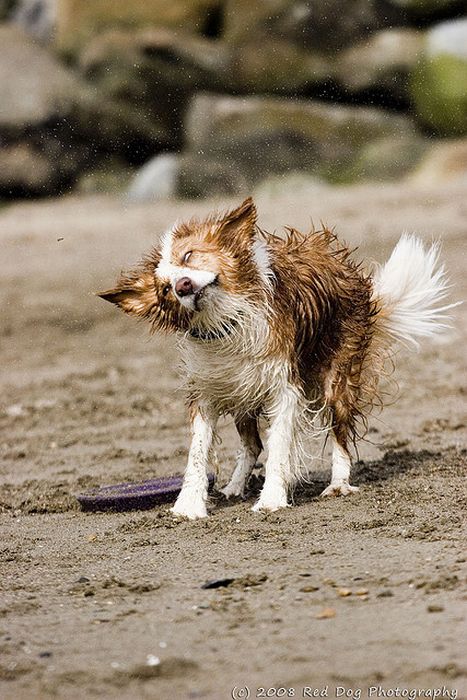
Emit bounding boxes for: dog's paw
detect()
[252,487,289,513]
[171,493,208,520]
[220,481,245,499]
[320,481,359,497]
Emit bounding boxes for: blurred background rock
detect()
[0,0,466,200]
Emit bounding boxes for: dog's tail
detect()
[372,234,456,349]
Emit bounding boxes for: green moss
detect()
[411,54,467,136]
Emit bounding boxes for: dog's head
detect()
[156,197,271,331]
[97,247,190,334]
[98,198,271,336]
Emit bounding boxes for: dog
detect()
[99,197,454,519]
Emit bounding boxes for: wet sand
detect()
[1,182,466,699]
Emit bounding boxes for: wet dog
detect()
[99,198,453,519]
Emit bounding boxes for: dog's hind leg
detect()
[321,395,360,497]
[221,415,262,499]
[171,403,218,519]
[321,432,359,497]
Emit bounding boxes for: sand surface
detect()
[0,182,466,700]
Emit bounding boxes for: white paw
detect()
[321,480,359,497]
[171,492,208,520]
[220,481,245,499]
[252,487,289,513]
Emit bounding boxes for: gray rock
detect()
[337,28,423,101]
[128,153,246,201]
[128,154,179,201]
[0,25,169,196]
[0,142,57,196]
[186,94,418,184]
[12,0,56,43]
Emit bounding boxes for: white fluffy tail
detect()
[372,234,456,349]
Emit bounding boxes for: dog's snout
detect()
[175,277,194,297]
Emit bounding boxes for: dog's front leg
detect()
[252,385,298,512]
[171,404,218,519]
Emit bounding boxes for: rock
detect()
[12,0,56,43]
[411,18,467,136]
[0,25,168,196]
[55,0,220,53]
[223,0,392,52]
[0,24,78,132]
[350,135,428,181]
[79,28,228,145]
[409,138,467,185]
[0,143,58,196]
[186,93,418,185]
[128,153,246,201]
[227,37,332,93]
[128,154,179,200]
[336,28,423,102]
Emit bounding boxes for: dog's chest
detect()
[182,340,284,415]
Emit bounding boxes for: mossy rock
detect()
[344,135,428,183]
[411,19,467,136]
[412,55,467,135]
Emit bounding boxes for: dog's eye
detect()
[183,251,192,264]
[162,284,171,296]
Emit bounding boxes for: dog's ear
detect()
[96,269,157,319]
[217,197,257,250]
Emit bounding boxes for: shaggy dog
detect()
[99,198,453,519]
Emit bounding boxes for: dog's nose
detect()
[175,277,194,297]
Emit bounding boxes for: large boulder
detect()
[411,18,467,136]
[336,28,423,103]
[186,94,419,184]
[0,25,169,197]
[55,0,219,53]
[129,92,425,200]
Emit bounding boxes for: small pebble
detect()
[316,607,336,619]
[300,585,320,593]
[355,588,369,596]
[427,604,444,613]
[337,588,352,597]
[377,590,394,598]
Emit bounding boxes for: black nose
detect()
[175,277,194,297]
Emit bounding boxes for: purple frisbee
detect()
[76,473,216,513]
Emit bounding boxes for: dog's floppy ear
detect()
[217,197,257,250]
[97,248,162,319]
[96,268,157,319]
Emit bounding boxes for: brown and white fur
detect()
[99,198,454,519]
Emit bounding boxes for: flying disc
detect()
[76,473,216,512]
